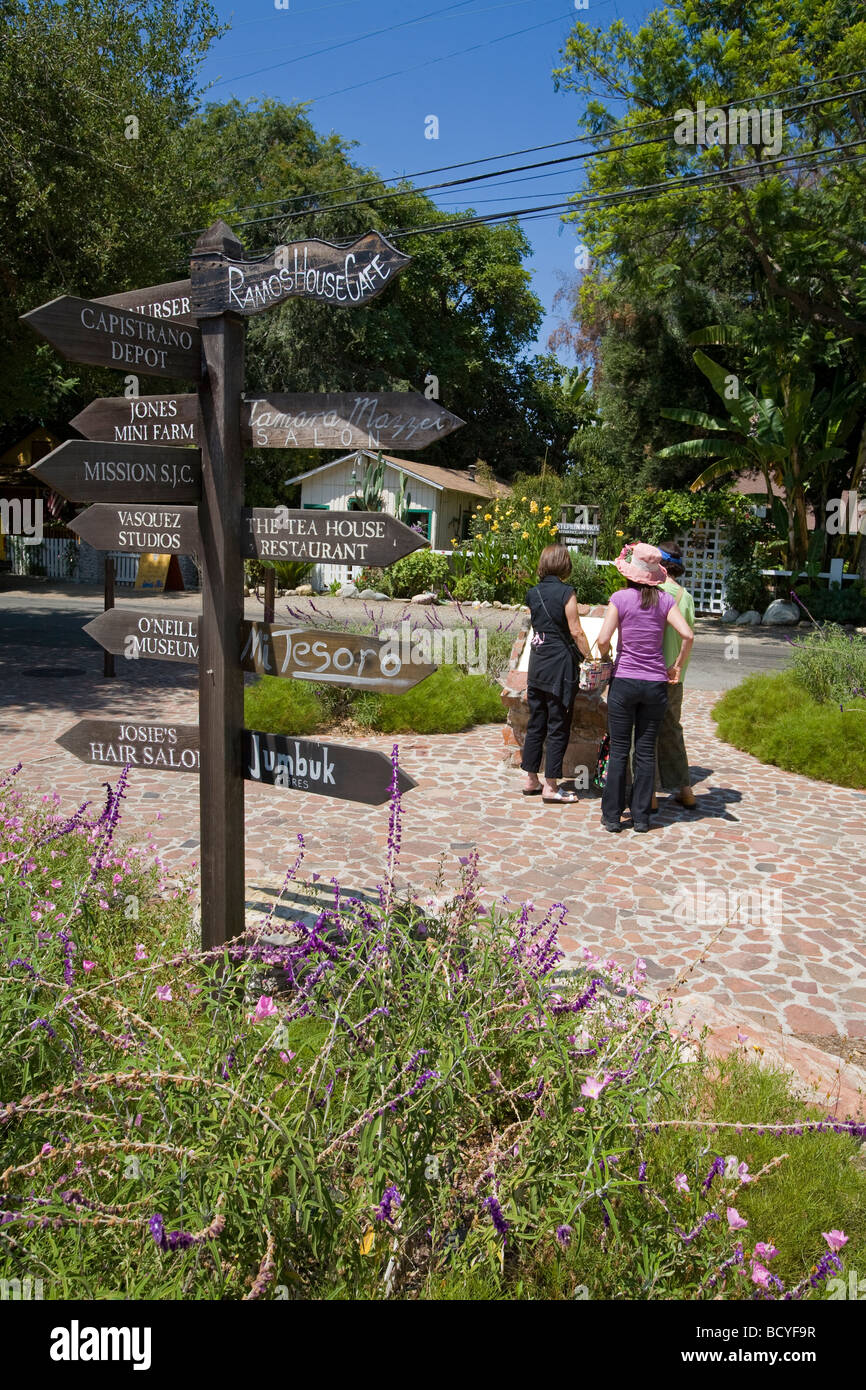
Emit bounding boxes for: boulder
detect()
[295,584,314,596]
[410,591,437,605]
[336,583,358,598]
[734,609,761,625]
[762,599,800,625]
[721,607,740,623]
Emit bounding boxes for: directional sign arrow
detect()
[240,623,436,692]
[68,504,200,555]
[29,440,201,504]
[21,295,201,380]
[57,720,201,772]
[83,609,200,663]
[94,279,196,328]
[242,391,465,451]
[241,508,427,568]
[192,231,410,318]
[243,730,416,804]
[70,394,200,446]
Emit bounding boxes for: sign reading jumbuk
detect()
[242,508,426,566]
[21,296,201,379]
[29,440,201,504]
[191,231,410,316]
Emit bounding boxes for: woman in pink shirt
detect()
[596,544,694,833]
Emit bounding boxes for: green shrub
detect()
[793,580,866,626]
[244,675,324,736]
[713,670,866,787]
[568,551,611,605]
[376,663,506,734]
[385,550,452,599]
[450,573,496,603]
[723,561,770,614]
[789,623,866,705]
[354,566,392,596]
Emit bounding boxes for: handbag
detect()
[592,732,610,791]
[579,639,614,693]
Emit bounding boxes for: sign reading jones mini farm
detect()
[57,720,201,771]
[243,392,464,451]
[240,624,436,691]
[244,731,416,804]
[21,296,202,379]
[192,231,410,316]
[68,504,200,554]
[29,440,201,504]
[83,609,200,664]
[70,395,200,446]
[242,508,426,566]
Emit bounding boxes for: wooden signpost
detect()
[191,231,410,316]
[242,508,426,567]
[244,731,416,804]
[68,504,200,555]
[70,394,200,446]
[23,220,463,951]
[21,296,201,379]
[95,279,196,328]
[57,719,201,771]
[29,440,201,503]
[243,392,464,451]
[84,608,200,663]
[240,624,436,692]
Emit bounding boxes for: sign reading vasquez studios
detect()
[30,440,201,504]
[192,231,410,316]
[241,508,426,566]
[69,504,200,554]
[20,296,201,379]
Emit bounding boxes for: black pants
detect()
[602,677,668,825]
[521,685,574,780]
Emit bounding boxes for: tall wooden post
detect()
[263,566,276,624]
[191,222,247,949]
[103,555,115,679]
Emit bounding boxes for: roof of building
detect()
[288,449,512,499]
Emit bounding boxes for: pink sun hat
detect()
[614,542,668,586]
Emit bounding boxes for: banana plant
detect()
[658,334,855,567]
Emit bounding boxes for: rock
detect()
[336,583,358,598]
[480,601,492,608]
[472,601,481,609]
[493,601,503,608]
[358,589,389,601]
[721,607,739,623]
[762,599,800,625]
[734,609,762,625]
[295,584,314,596]
[410,591,437,605]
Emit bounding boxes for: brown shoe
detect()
[677,786,696,808]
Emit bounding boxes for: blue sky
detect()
[197,0,656,360]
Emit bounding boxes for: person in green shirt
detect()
[655,542,696,808]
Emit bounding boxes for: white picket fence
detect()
[6,535,79,581]
[106,552,140,585]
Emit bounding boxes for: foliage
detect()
[723,563,770,615]
[713,671,866,788]
[568,551,612,606]
[0,0,224,438]
[449,574,497,603]
[625,488,758,546]
[454,493,560,604]
[374,666,505,735]
[788,620,866,706]
[353,453,385,512]
[3,768,864,1299]
[791,580,866,626]
[243,675,323,737]
[382,551,452,600]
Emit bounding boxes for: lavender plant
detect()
[0,760,862,1299]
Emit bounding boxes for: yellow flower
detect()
[521,496,528,503]
[537,520,547,528]
[543,503,551,511]
[450,538,457,546]
[484,513,492,521]
[615,529,624,536]
[492,522,499,531]
[530,501,539,514]
[522,530,529,539]
[511,521,520,531]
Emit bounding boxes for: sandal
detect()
[542,788,578,804]
[522,786,543,796]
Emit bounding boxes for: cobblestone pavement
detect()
[2,641,865,1044]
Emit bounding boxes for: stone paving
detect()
[2,640,865,1045]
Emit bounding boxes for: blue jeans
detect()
[602,677,668,825]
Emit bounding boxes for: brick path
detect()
[3,644,865,1043]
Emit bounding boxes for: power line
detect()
[202,69,866,234]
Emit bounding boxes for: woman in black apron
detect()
[522,544,591,804]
